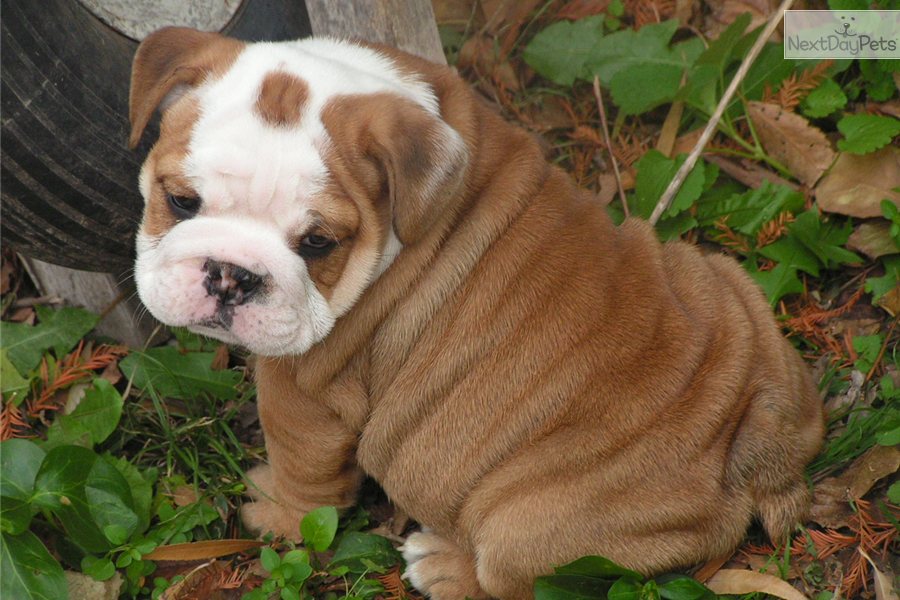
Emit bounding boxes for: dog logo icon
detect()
[835,15,857,37]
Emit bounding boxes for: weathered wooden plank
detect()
[304,0,444,63]
[23,258,162,349]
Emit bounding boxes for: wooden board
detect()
[304,0,444,63]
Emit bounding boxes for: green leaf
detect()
[787,211,861,269]
[888,481,900,504]
[697,14,751,74]
[860,59,897,102]
[696,181,804,237]
[0,439,45,501]
[759,236,821,277]
[801,78,847,118]
[0,306,98,373]
[866,255,900,302]
[633,151,708,220]
[48,379,123,447]
[608,577,642,600]
[554,555,643,581]
[1,350,30,404]
[533,574,613,599]
[32,446,111,553]
[740,43,795,101]
[747,262,804,306]
[329,532,401,575]
[523,16,605,86]
[119,347,242,400]
[876,425,900,446]
[1,530,68,600]
[280,587,301,600]
[86,457,139,545]
[837,114,900,154]
[106,456,156,534]
[829,0,869,8]
[301,506,339,552]
[656,574,714,600]
[610,63,683,116]
[586,20,681,84]
[82,555,116,581]
[852,334,883,374]
[260,546,281,572]
[586,21,700,114]
[0,439,45,534]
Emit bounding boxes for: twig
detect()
[593,76,629,217]
[12,295,64,308]
[865,317,897,383]
[649,0,796,225]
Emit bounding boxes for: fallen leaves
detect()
[848,221,900,260]
[746,101,836,186]
[816,147,900,218]
[144,540,266,562]
[810,445,900,529]
[705,569,809,600]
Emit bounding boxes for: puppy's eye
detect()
[167,193,201,219]
[298,234,337,258]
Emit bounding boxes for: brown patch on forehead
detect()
[255,71,310,127]
[141,97,202,238]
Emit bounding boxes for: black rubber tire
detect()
[1,0,311,272]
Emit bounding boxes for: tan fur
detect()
[255,71,310,127]
[132,35,825,600]
[129,27,244,149]
[139,98,201,237]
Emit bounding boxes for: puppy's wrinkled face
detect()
[131,33,467,356]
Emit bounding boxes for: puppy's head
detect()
[129,28,468,356]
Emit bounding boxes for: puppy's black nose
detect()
[203,260,262,306]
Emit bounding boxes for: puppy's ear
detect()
[323,95,469,246]
[128,27,243,148]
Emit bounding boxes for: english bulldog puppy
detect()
[129,27,824,600]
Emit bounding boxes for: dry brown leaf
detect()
[144,540,266,562]
[172,484,200,507]
[876,285,900,317]
[848,221,900,260]
[8,306,36,324]
[704,0,778,40]
[816,147,900,218]
[873,99,900,120]
[557,0,612,20]
[596,173,618,206]
[432,0,483,26]
[672,128,703,156]
[704,154,799,191]
[656,100,684,157]
[706,569,810,600]
[858,548,899,600]
[745,555,802,579]
[210,344,230,371]
[811,445,900,529]
[457,33,495,74]
[480,0,541,34]
[747,101,835,186]
[99,361,123,386]
[159,560,228,600]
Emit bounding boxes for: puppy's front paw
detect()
[401,530,489,600]
[241,464,304,540]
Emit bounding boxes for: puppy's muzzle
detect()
[203,259,263,306]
